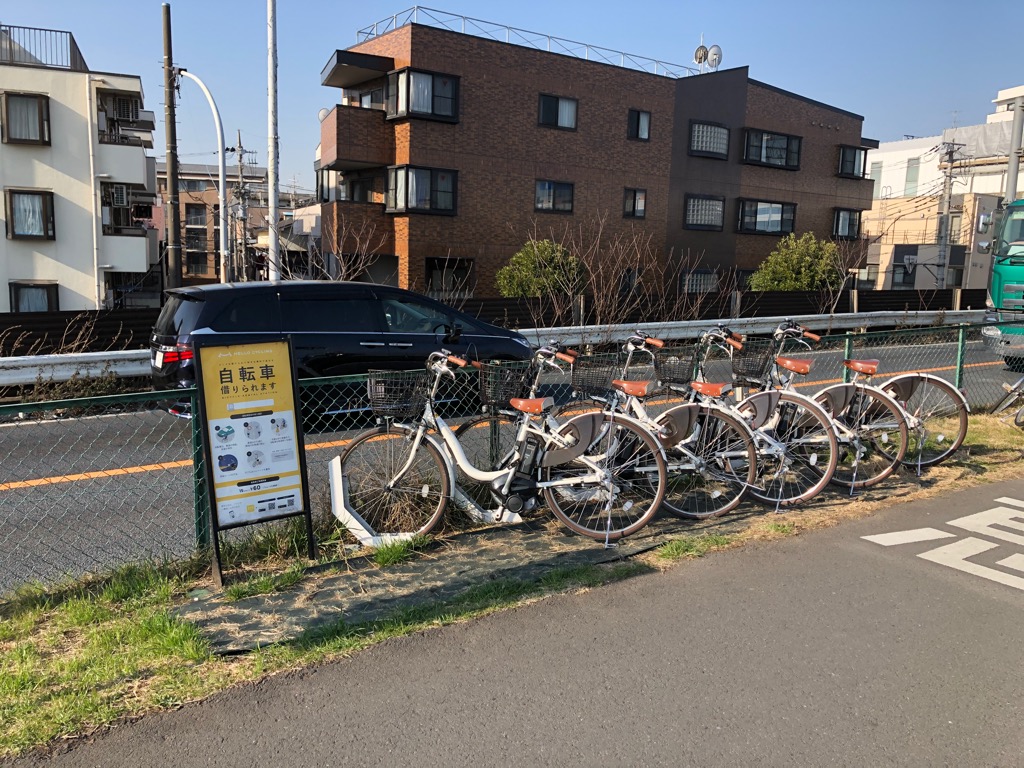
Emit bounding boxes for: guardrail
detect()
[0,309,987,387]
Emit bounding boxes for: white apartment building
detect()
[0,24,157,312]
[862,86,1023,291]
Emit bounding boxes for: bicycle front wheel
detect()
[882,374,968,468]
[453,414,519,508]
[660,405,756,519]
[743,392,839,508]
[544,414,666,541]
[339,426,450,538]
[816,384,908,489]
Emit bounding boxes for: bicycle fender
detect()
[735,390,782,431]
[543,412,604,468]
[881,374,922,403]
[814,383,858,417]
[655,403,700,449]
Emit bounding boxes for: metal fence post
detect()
[191,390,211,549]
[843,331,855,383]
[955,323,968,389]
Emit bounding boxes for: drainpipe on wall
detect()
[86,75,103,308]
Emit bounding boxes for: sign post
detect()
[194,336,314,587]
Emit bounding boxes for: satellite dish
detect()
[707,45,723,70]
[693,45,708,65]
[317,107,330,122]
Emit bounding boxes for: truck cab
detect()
[983,199,1024,366]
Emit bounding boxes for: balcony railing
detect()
[357,7,697,78]
[0,24,88,71]
[98,132,145,147]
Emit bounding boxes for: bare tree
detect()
[279,209,388,282]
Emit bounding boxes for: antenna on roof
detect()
[694,35,723,73]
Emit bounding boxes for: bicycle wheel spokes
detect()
[454,415,519,508]
[828,389,908,488]
[544,416,666,541]
[749,396,837,508]
[662,407,755,519]
[340,427,449,537]
[887,376,969,468]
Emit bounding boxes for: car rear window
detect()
[153,295,205,338]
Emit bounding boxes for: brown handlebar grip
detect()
[563,348,580,359]
[729,331,743,341]
[555,352,575,363]
[470,360,482,369]
[447,355,467,367]
[802,329,821,342]
[726,337,743,350]
[647,337,665,348]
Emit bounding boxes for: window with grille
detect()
[539,94,577,130]
[743,129,801,169]
[684,194,725,231]
[689,122,728,159]
[737,199,796,234]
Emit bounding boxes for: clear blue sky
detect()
[7,0,1018,193]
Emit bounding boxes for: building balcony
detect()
[99,228,157,273]
[95,141,149,185]
[319,105,391,171]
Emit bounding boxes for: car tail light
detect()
[157,343,194,364]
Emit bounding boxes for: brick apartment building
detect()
[316,18,874,299]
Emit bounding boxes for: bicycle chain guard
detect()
[542,412,604,468]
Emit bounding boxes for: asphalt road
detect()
[18,478,1024,766]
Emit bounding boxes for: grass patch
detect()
[765,522,796,536]
[657,533,735,561]
[372,535,431,567]
[223,563,306,602]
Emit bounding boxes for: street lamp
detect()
[174,68,230,283]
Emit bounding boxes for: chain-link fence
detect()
[2,320,1021,598]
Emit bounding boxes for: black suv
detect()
[151,281,532,397]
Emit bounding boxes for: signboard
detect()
[194,336,313,585]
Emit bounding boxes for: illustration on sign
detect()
[199,341,306,528]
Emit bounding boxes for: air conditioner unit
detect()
[111,184,128,207]
[114,96,140,122]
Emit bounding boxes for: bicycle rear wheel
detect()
[339,426,450,538]
[659,405,755,519]
[816,384,908,489]
[991,377,1024,415]
[742,392,838,508]
[882,374,968,468]
[454,414,519,508]
[544,414,666,541]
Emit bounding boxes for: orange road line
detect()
[0,359,1007,492]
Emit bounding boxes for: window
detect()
[946,267,964,288]
[426,257,474,300]
[535,180,574,213]
[186,252,209,275]
[743,129,801,169]
[949,213,962,245]
[869,161,883,199]
[281,295,382,332]
[385,167,456,213]
[386,70,458,119]
[184,204,207,227]
[538,94,577,130]
[5,190,55,239]
[360,88,384,109]
[682,270,718,293]
[689,121,729,159]
[684,194,725,231]
[2,93,50,145]
[381,295,452,333]
[833,209,861,239]
[737,199,796,234]
[624,188,646,218]
[838,146,866,178]
[9,281,58,312]
[179,179,208,192]
[627,109,650,141]
[905,157,920,197]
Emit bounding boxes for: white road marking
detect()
[918,537,1024,592]
[994,497,1024,509]
[947,506,1024,547]
[995,553,1024,572]
[861,528,957,546]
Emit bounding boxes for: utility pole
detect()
[936,141,964,290]
[226,130,252,282]
[162,3,182,290]
[267,0,281,281]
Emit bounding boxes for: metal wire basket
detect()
[366,369,429,419]
[478,360,535,406]
[653,345,699,386]
[731,338,775,386]
[570,356,617,397]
